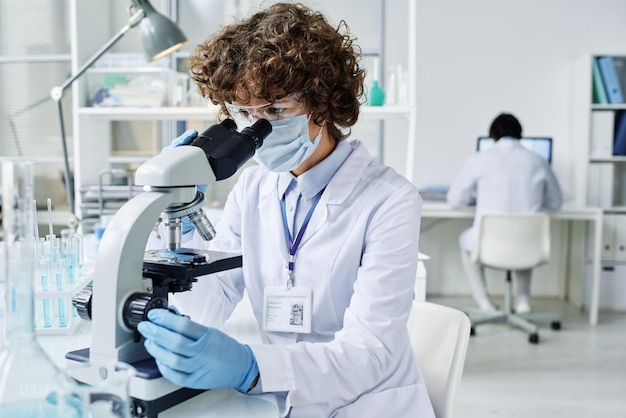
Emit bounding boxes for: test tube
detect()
[56,296,68,328]
[54,258,68,328]
[64,233,83,285]
[34,238,52,328]
[74,234,84,274]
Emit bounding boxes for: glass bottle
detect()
[0,159,75,417]
[366,57,384,106]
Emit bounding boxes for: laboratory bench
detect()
[37,323,279,417]
[0,231,428,417]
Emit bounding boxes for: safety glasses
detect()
[225,92,305,124]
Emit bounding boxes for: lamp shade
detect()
[135,0,188,62]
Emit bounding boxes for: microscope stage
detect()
[143,248,242,279]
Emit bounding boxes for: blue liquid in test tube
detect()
[57,298,67,327]
[54,260,67,328]
[36,239,52,328]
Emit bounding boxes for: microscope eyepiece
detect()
[191,118,273,180]
[220,118,237,131]
[241,119,272,149]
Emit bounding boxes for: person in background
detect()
[447,113,562,313]
[138,3,434,417]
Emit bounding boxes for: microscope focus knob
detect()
[123,293,169,330]
[72,285,93,321]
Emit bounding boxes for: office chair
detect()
[469,213,561,344]
[408,301,471,418]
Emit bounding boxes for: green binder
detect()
[592,57,609,104]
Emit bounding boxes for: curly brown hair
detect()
[188,2,365,142]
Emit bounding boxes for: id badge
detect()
[263,286,312,333]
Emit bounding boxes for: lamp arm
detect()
[55,99,75,220]
[50,9,145,100]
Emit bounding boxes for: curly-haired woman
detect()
[138,3,433,417]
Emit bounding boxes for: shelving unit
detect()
[69,0,417,220]
[76,105,415,121]
[573,54,626,311]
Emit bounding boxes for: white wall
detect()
[395,0,626,199]
[382,0,626,297]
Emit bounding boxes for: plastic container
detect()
[86,67,189,107]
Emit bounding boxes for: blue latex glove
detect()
[137,308,259,392]
[162,129,198,152]
[162,129,208,234]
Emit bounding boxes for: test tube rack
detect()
[33,272,91,335]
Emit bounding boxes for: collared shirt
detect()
[277,140,352,238]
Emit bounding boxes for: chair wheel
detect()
[550,321,561,330]
[470,326,476,336]
[529,333,539,344]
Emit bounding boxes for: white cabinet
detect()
[585,262,626,311]
[587,213,626,261]
[69,0,418,224]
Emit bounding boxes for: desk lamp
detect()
[50,0,188,225]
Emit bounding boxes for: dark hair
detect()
[489,113,523,140]
[188,2,365,142]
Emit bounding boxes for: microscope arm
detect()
[91,145,215,365]
[90,188,194,365]
[87,120,271,366]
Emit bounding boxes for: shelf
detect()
[604,206,626,214]
[591,104,626,110]
[77,105,415,121]
[24,157,74,165]
[589,156,626,163]
[78,106,219,120]
[361,105,415,118]
[71,0,419,219]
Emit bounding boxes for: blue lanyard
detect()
[280,190,324,289]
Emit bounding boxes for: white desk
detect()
[421,202,603,325]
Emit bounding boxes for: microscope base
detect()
[66,348,207,418]
[131,387,206,418]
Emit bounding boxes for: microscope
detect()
[67,119,271,417]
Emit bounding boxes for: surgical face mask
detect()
[245,114,323,172]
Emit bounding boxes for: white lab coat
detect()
[171,140,434,418]
[447,137,563,253]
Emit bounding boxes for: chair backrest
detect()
[408,301,471,418]
[473,213,551,271]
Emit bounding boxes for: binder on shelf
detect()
[611,56,626,101]
[586,163,614,208]
[590,110,615,158]
[613,110,626,155]
[592,58,608,104]
[597,56,624,104]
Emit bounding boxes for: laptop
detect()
[476,136,553,164]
